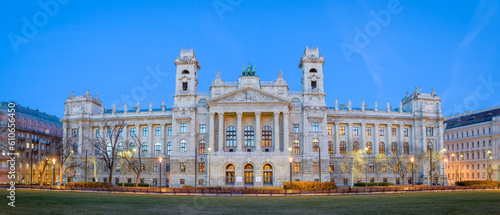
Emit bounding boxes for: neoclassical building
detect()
[62,47,444,187]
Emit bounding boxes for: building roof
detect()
[445,106,500,129]
[0,102,62,126]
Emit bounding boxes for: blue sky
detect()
[1,0,499,119]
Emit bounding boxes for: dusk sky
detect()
[1,0,499,119]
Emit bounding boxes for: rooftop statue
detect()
[242,61,256,76]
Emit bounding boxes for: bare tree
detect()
[118,134,144,187]
[88,120,125,187]
[418,144,445,185]
[56,135,81,185]
[383,152,413,185]
[87,153,103,182]
[36,158,52,186]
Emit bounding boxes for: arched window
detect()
[226,126,236,147]
[117,142,124,153]
[180,139,187,152]
[353,142,359,152]
[263,164,273,185]
[391,142,398,155]
[182,70,189,74]
[340,141,346,155]
[154,142,161,155]
[312,139,319,152]
[106,143,112,155]
[129,142,135,151]
[244,164,254,184]
[244,126,255,147]
[141,142,148,156]
[309,68,317,73]
[225,164,235,185]
[262,126,272,148]
[293,139,300,154]
[404,142,409,155]
[199,140,206,154]
[366,142,373,155]
[328,141,334,155]
[167,142,171,156]
[379,142,385,155]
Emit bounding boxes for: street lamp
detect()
[289,157,293,191]
[411,157,414,187]
[459,154,463,182]
[487,150,492,181]
[159,157,163,193]
[443,158,448,186]
[52,158,56,186]
[208,147,211,187]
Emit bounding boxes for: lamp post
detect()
[411,157,414,187]
[428,143,433,186]
[289,157,293,190]
[459,154,463,182]
[208,147,211,187]
[487,150,492,181]
[451,153,455,183]
[52,158,56,186]
[159,157,163,193]
[443,158,448,186]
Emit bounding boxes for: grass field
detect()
[1,190,499,214]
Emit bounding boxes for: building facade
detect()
[62,47,445,187]
[444,106,500,184]
[0,102,62,184]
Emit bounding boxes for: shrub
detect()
[182,185,194,188]
[455,180,500,186]
[65,182,109,188]
[354,182,394,187]
[283,181,337,191]
[117,183,150,187]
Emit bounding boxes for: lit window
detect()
[379,127,384,136]
[312,139,319,152]
[327,126,332,135]
[199,140,206,154]
[294,162,300,173]
[366,142,373,154]
[340,141,346,154]
[328,141,333,155]
[340,126,346,136]
[366,127,372,136]
[293,139,300,154]
[313,162,319,172]
[180,163,186,172]
[199,162,205,173]
[353,127,359,136]
[391,128,396,137]
[379,142,385,155]
[262,126,272,148]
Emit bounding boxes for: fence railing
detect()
[13,185,500,196]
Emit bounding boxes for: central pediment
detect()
[207,87,290,106]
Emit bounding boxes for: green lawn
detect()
[1,190,499,214]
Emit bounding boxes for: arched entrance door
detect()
[244,164,254,185]
[263,164,273,186]
[225,164,235,185]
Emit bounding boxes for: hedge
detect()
[354,182,394,187]
[283,181,337,191]
[455,180,500,186]
[117,183,150,187]
[65,182,109,188]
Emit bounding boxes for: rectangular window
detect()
[294,162,300,173]
[366,127,372,136]
[168,127,172,136]
[153,163,159,172]
[180,179,185,185]
[119,128,123,137]
[353,127,359,136]
[166,163,170,172]
[180,162,186,173]
[403,128,408,137]
[311,81,317,89]
[395,163,400,172]
[369,163,374,172]
[293,124,299,133]
[340,126,346,136]
[73,129,78,137]
[382,164,387,172]
[379,127,384,136]
[142,127,148,136]
[155,127,161,136]
[313,162,319,172]
[327,126,332,135]
[199,162,205,173]
[130,128,136,137]
[312,123,319,132]
[180,123,186,133]
[107,129,112,138]
[96,129,101,138]
[329,163,334,172]
[199,179,204,185]
[426,127,434,136]
[199,124,206,133]
[182,82,188,91]
[391,128,396,137]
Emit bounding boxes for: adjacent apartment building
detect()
[444,106,500,184]
[62,47,445,188]
[0,102,62,184]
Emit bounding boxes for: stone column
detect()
[209,112,215,152]
[161,124,165,154]
[78,125,83,155]
[237,112,243,151]
[283,111,289,152]
[334,123,340,155]
[273,112,280,152]
[361,123,366,149]
[255,111,261,152]
[218,112,224,152]
[347,123,352,149]
[374,124,379,154]
[149,124,153,156]
[386,124,391,154]
[399,124,404,153]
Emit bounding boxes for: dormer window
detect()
[182,82,188,91]
[182,70,189,74]
[311,81,317,89]
[309,68,317,73]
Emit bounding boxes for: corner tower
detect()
[173,48,200,108]
[299,46,326,107]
